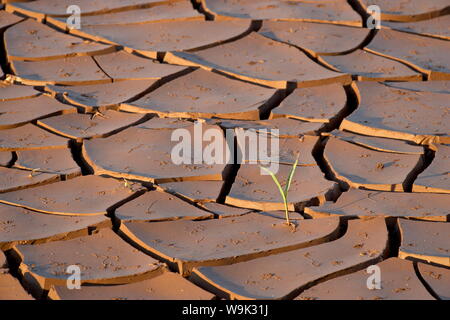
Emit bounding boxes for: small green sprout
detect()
[123,178,131,189]
[260,155,299,228]
[90,110,106,120]
[28,168,42,178]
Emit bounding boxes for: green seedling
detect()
[90,110,106,120]
[123,178,134,192]
[28,168,42,178]
[260,155,299,228]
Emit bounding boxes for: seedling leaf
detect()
[285,155,299,195]
[260,160,299,227]
[260,166,287,206]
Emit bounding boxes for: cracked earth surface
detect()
[0,0,448,300]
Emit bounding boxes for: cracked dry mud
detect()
[0,0,448,301]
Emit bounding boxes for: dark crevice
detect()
[3,249,20,278]
[33,85,48,94]
[337,216,349,238]
[314,81,360,134]
[358,28,378,49]
[4,248,46,300]
[290,44,339,73]
[250,20,263,32]
[284,82,297,95]
[309,137,345,201]
[258,88,287,120]
[312,135,348,191]
[341,81,360,121]
[192,0,214,20]
[190,0,201,11]
[385,217,400,258]
[0,12,27,76]
[0,30,11,76]
[106,188,147,222]
[308,136,346,211]
[218,163,240,204]
[403,146,435,192]
[7,151,18,168]
[91,55,115,82]
[155,51,166,63]
[413,261,442,300]
[68,140,93,176]
[216,124,241,203]
[347,0,370,27]
[144,66,194,89]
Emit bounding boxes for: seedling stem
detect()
[260,155,299,228]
